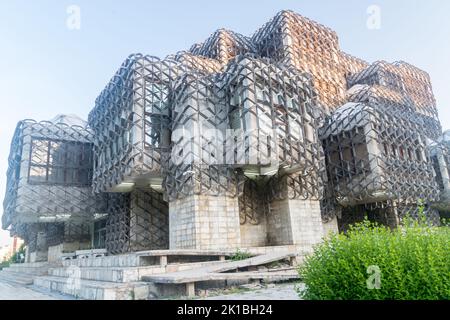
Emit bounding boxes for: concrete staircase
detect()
[33,275,150,300]
[2,248,300,300]
[32,250,235,300]
[0,262,54,286]
[141,251,299,297]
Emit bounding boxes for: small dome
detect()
[51,114,87,127]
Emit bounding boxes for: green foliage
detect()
[230,249,253,261]
[0,260,10,270]
[298,219,450,300]
[0,244,26,270]
[9,244,26,264]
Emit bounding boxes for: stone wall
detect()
[169,195,241,250]
[267,199,324,253]
[322,216,339,237]
[47,242,91,262]
[267,199,293,245]
[239,217,268,248]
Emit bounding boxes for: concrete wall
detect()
[29,228,49,263]
[267,199,293,245]
[169,195,241,250]
[239,216,268,247]
[267,199,324,253]
[322,216,339,237]
[47,242,91,262]
[288,199,324,253]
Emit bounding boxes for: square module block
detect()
[2,118,105,230]
[252,10,346,111]
[348,61,438,120]
[88,55,177,193]
[321,102,439,206]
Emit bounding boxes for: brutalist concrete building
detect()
[2,10,448,263]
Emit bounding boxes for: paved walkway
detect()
[0,279,301,300]
[201,283,302,300]
[0,281,74,300]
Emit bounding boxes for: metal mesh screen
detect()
[3,119,106,230]
[252,10,347,112]
[104,189,169,255]
[321,60,441,223]
[4,10,448,252]
[88,54,222,194]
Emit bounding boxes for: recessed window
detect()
[28,138,93,186]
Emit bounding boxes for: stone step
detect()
[144,270,299,285]
[33,275,150,300]
[140,251,297,297]
[49,266,139,283]
[62,254,139,268]
[7,262,57,275]
[0,270,35,286]
[5,266,51,275]
[49,260,227,283]
[142,251,296,284]
[10,262,50,268]
[62,250,233,268]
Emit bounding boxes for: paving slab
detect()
[201,283,303,300]
[142,251,296,284]
[0,281,74,300]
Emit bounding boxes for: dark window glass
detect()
[93,219,107,249]
[29,138,93,186]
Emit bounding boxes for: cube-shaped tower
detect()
[322,60,442,227]
[2,116,106,262]
[252,10,347,112]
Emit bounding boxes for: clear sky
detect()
[1,0,450,245]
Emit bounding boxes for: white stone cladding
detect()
[322,216,339,237]
[267,199,293,245]
[169,195,241,250]
[267,199,324,252]
[47,242,91,262]
[239,216,268,248]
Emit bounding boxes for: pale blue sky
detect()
[1,0,450,245]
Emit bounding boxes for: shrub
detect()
[298,219,450,300]
[230,249,253,261]
[0,261,8,270]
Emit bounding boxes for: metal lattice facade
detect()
[2,117,107,249]
[429,131,450,214]
[3,10,449,258]
[321,60,442,223]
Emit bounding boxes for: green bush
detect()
[298,219,450,300]
[230,249,253,261]
[10,243,26,264]
[0,260,10,271]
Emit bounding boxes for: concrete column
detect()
[267,199,324,253]
[169,195,241,250]
[322,216,339,237]
[25,246,30,263]
[437,149,450,192]
[239,219,268,247]
[34,227,49,262]
[386,205,400,229]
